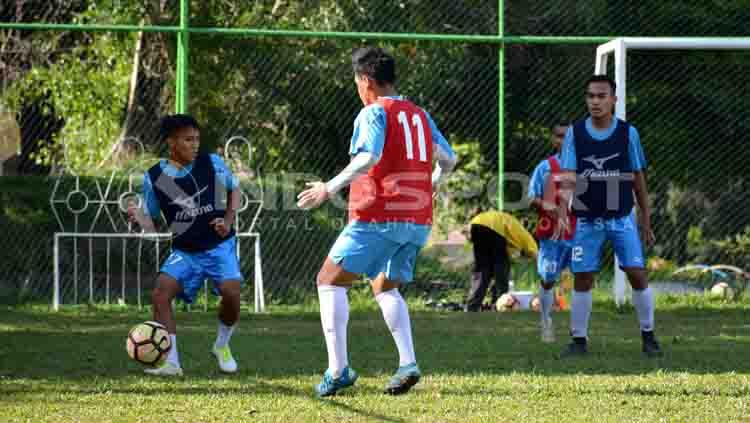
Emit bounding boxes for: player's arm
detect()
[210,154,241,237]
[505,216,538,260]
[629,127,654,246]
[297,106,385,210]
[528,161,555,212]
[424,111,457,189]
[128,172,159,233]
[555,127,577,239]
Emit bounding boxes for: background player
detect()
[297,47,457,396]
[528,122,574,342]
[557,75,662,358]
[129,114,244,375]
[464,207,538,312]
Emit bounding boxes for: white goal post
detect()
[594,37,750,306]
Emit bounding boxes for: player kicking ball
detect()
[297,47,457,397]
[528,122,575,343]
[128,114,244,376]
[557,75,662,358]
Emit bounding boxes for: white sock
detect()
[214,321,236,349]
[167,334,180,367]
[539,286,554,321]
[632,287,655,332]
[570,290,592,339]
[318,285,349,378]
[375,289,417,367]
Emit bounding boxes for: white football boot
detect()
[144,361,183,377]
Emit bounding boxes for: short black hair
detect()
[352,47,396,85]
[586,75,616,95]
[159,114,200,142]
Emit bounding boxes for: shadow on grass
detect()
[1,305,749,382]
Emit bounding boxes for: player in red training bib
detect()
[297,47,456,397]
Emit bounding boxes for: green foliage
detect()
[712,226,750,270]
[435,138,495,236]
[4,31,133,173]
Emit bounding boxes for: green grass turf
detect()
[1,295,749,422]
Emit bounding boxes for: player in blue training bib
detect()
[128,114,244,376]
[557,75,662,358]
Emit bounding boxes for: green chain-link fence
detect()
[2,1,749,307]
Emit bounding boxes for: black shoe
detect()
[559,338,588,358]
[641,331,663,358]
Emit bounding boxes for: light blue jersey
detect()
[560,117,646,171]
[558,119,647,272]
[142,154,238,218]
[331,97,455,282]
[142,154,242,301]
[527,153,561,200]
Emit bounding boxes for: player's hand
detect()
[127,199,141,226]
[550,205,569,241]
[297,182,329,210]
[210,218,231,238]
[640,220,656,248]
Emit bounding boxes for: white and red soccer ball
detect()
[710,282,735,300]
[496,293,520,312]
[126,321,171,366]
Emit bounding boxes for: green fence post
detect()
[498,0,505,211]
[176,0,189,113]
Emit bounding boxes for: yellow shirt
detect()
[470,211,538,257]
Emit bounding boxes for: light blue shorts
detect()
[160,237,243,303]
[328,221,431,283]
[537,239,573,283]
[570,214,645,273]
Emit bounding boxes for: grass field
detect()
[2,295,749,422]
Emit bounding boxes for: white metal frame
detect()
[595,37,750,306]
[52,231,264,312]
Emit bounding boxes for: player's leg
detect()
[152,273,181,334]
[146,250,198,375]
[561,218,604,357]
[374,242,422,395]
[465,224,494,312]
[203,238,244,372]
[315,223,392,396]
[314,258,360,396]
[537,239,566,343]
[611,215,662,357]
[489,235,510,305]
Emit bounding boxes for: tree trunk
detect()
[99,28,144,168]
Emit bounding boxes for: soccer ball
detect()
[496,293,520,312]
[126,321,171,366]
[530,296,541,312]
[710,282,735,300]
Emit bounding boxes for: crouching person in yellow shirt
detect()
[464,208,538,312]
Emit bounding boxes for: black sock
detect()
[573,337,587,345]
